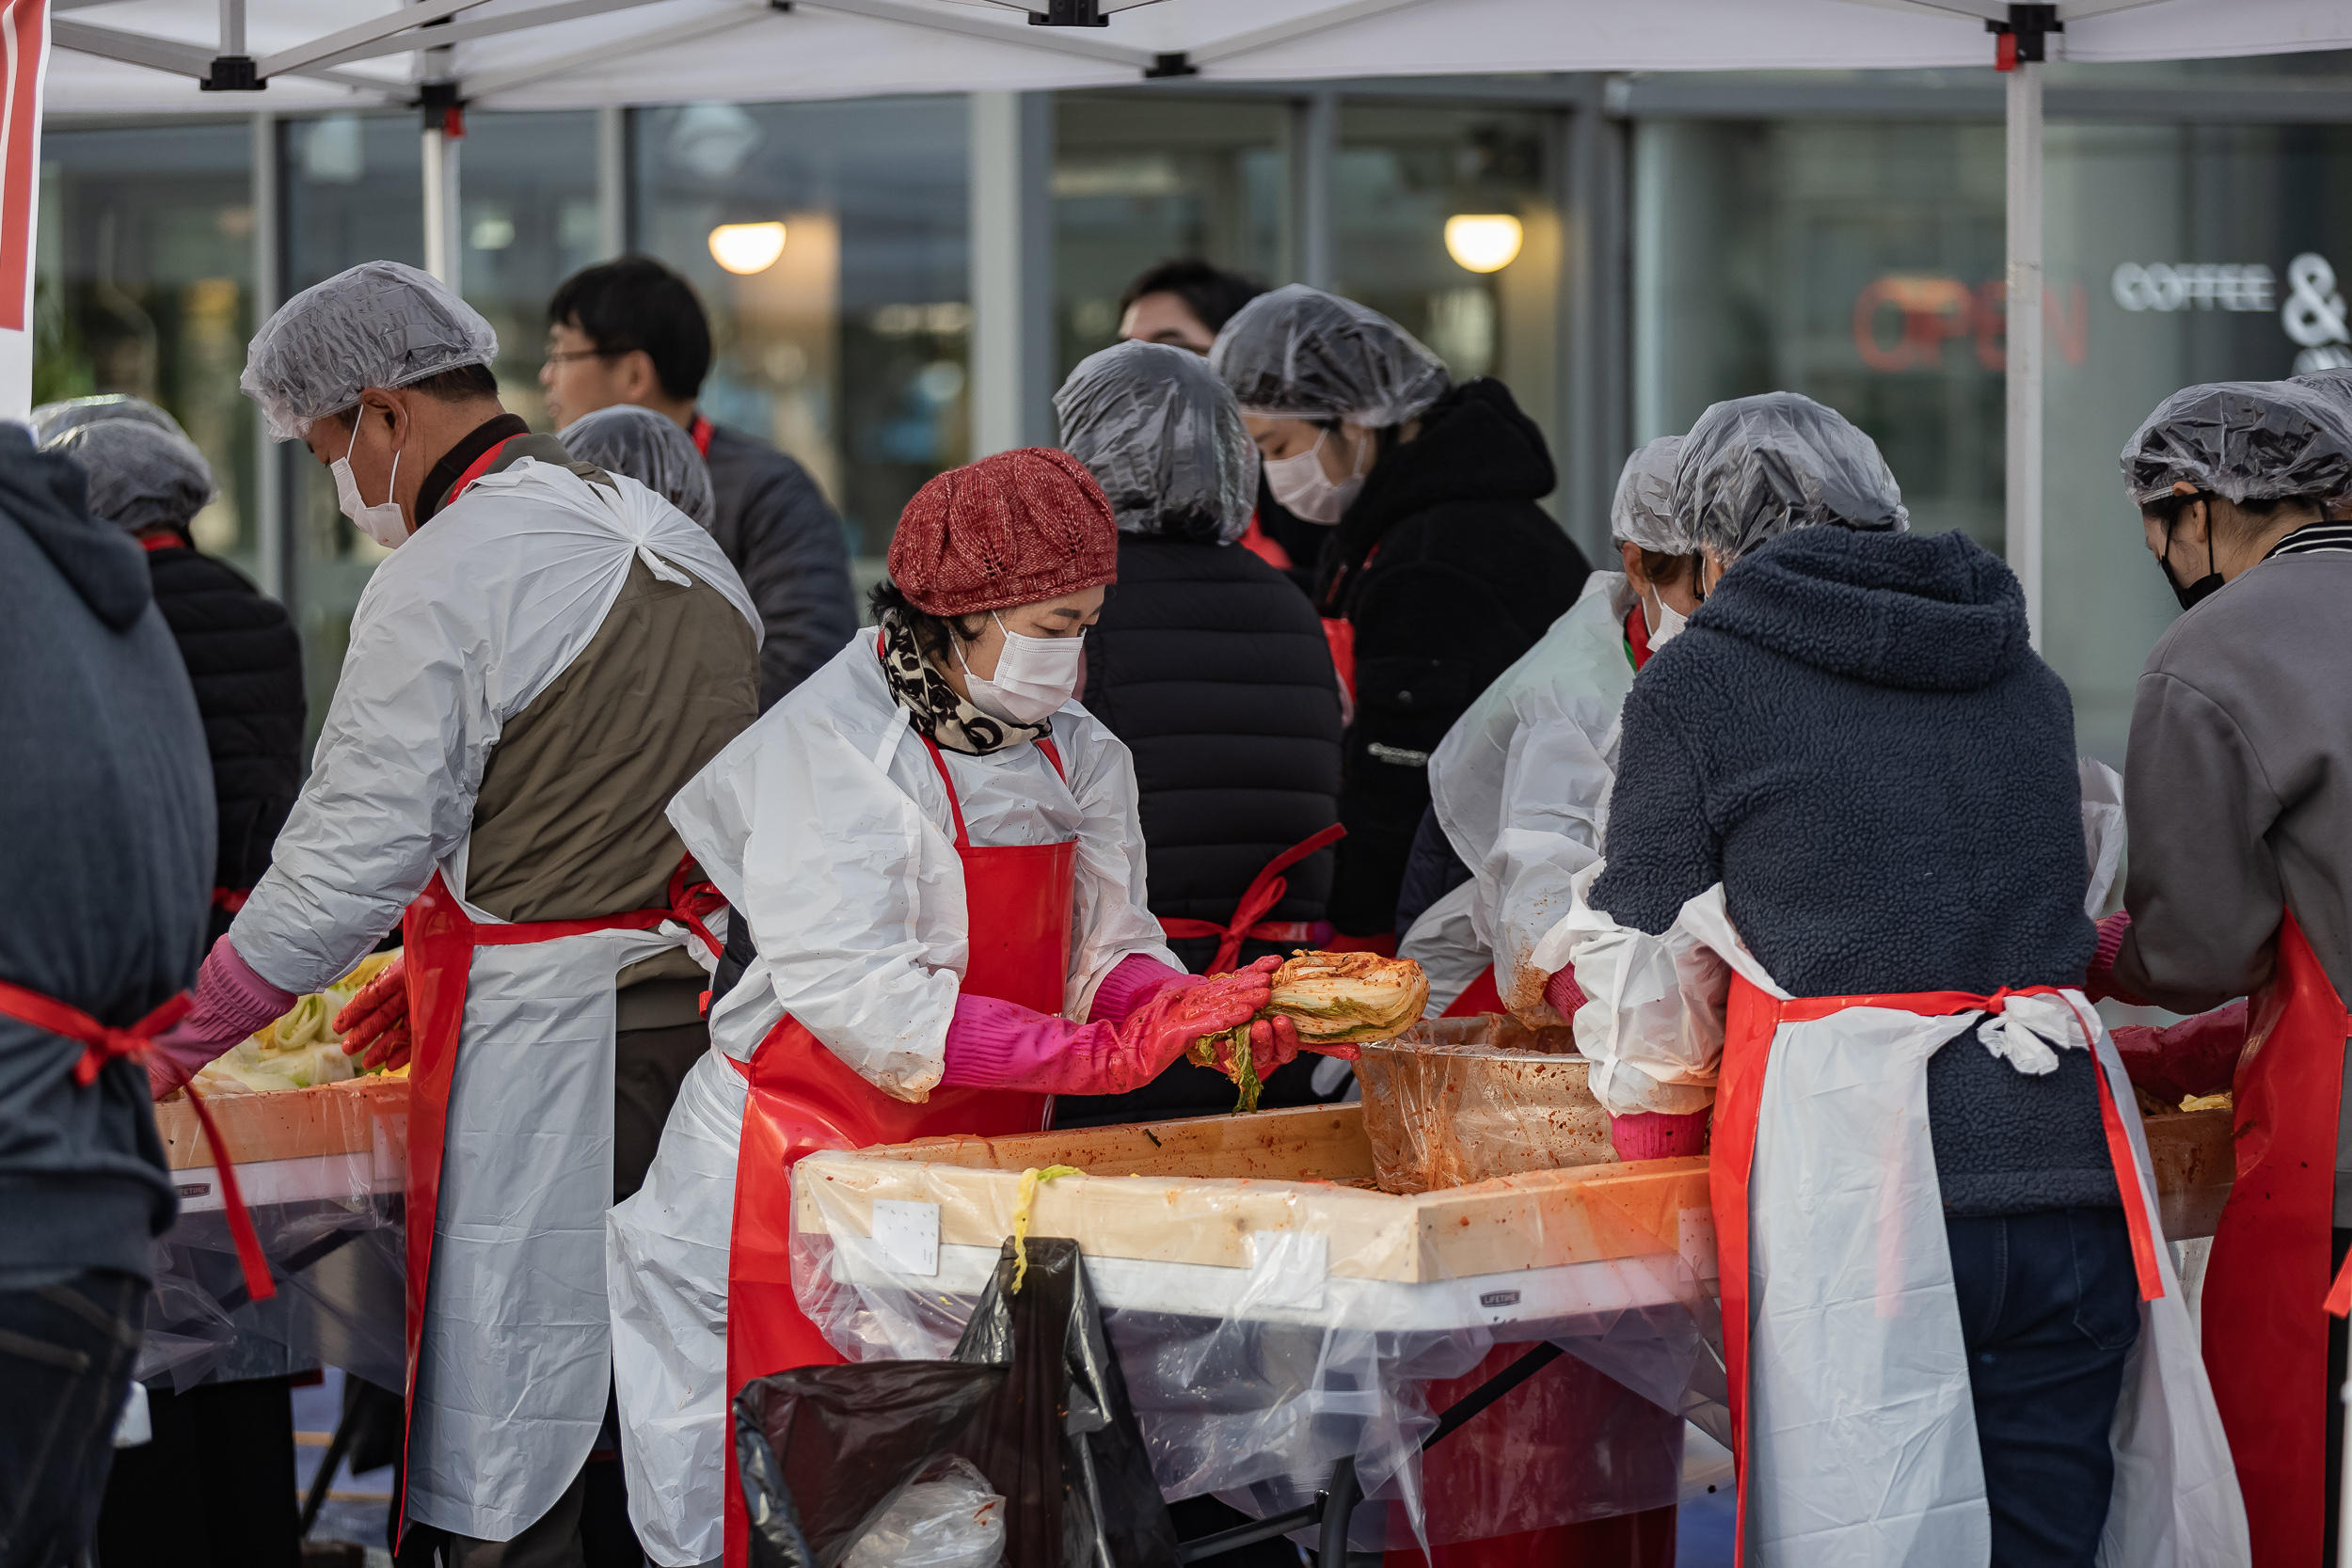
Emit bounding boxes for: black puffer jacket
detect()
[145,538,307,943]
[1054,535,1343,1128]
[1318,378,1590,934]
[1592,526,2113,1216]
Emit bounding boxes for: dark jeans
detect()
[95,1375,300,1568]
[0,1271,147,1568]
[1945,1208,2139,1568]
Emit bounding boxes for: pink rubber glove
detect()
[942,956,1279,1096]
[1094,954,1306,1077]
[2114,999,2248,1107]
[147,937,299,1100]
[333,956,411,1071]
[1544,965,1587,1020]
[1609,1108,1711,1161]
[2083,911,2151,1006]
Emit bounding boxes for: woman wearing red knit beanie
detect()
[606,447,1305,1568]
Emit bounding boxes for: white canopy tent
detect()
[15,0,2352,635]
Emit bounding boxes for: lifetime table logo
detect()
[2110,253,2352,372]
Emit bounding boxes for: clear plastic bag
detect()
[841,1458,1006,1568]
[788,1107,1710,1553]
[1357,1014,1616,1195]
[140,1075,407,1390]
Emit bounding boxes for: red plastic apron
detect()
[0,978,274,1303]
[2203,911,2348,1566]
[394,863,721,1540]
[719,733,1074,1565]
[1159,822,1344,974]
[1437,604,1656,1027]
[1710,976,2163,1566]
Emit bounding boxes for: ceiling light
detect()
[1444,214,1522,274]
[709,221,787,276]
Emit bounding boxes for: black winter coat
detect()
[144,538,307,943]
[702,421,859,711]
[1592,526,2114,1216]
[1317,378,1590,934]
[1054,535,1344,1128]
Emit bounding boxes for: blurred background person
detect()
[1050,339,1344,1135]
[1212,284,1591,948]
[1116,257,1321,583]
[40,408,307,1568]
[559,402,717,530]
[0,422,213,1568]
[543,255,855,708]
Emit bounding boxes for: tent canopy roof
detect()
[44,0,2352,118]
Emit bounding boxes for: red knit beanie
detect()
[887,447,1119,618]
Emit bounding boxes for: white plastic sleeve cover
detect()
[1537,862,1726,1118]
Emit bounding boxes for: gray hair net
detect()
[1208,283,1450,428]
[558,404,715,530]
[1609,436,1691,553]
[2122,379,2352,508]
[44,418,218,533]
[241,260,499,441]
[1674,392,1908,562]
[30,393,186,446]
[1054,341,1256,545]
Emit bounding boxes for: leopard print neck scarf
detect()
[878,610,1049,757]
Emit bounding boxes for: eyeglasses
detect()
[542,347,617,366]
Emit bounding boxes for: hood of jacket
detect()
[1333,377,1556,546]
[0,423,152,632]
[1691,524,2029,692]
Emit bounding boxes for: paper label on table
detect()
[1244,1230,1328,1312]
[873,1199,941,1277]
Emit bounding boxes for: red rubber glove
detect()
[334,956,412,1072]
[1545,964,1587,1020]
[942,956,1279,1096]
[2083,911,2151,1006]
[1609,1107,1711,1161]
[1248,1015,1304,1080]
[2113,999,2247,1107]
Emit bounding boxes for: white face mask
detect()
[1644,592,1689,653]
[960,611,1085,726]
[1262,428,1366,525]
[332,441,407,549]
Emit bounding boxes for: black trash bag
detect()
[949,1237,1182,1568]
[732,1360,1009,1568]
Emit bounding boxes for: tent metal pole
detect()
[422,125,460,288]
[1293,89,1336,290]
[596,105,628,260]
[250,109,286,602]
[2005,55,2042,646]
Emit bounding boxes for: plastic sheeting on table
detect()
[141,1077,407,1392]
[1358,1015,1615,1195]
[787,1140,1708,1554]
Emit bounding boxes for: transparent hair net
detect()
[1055,341,1257,545]
[45,418,218,533]
[1673,392,1908,562]
[559,404,716,530]
[30,393,186,447]
[1609,436,1691,553]
[2122,379,2352,508]
[1208,283,1451,427]
[241,260,500,440]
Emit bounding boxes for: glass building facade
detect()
[35,55,2352,761]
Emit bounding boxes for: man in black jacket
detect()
[41,409,310,1568]
[1212,285,1590,939]
[543,256,855,707]
[0,423,213,1568]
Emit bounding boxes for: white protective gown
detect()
[1401,571,1639,1019]
[607,636,1176,1567]
[230,460,756,1541]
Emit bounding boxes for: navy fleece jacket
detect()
[1591,526,2114,1215]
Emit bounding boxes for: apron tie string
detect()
[666,855,726,964]
[1160,823,1346,974]
[0,979,275,1304]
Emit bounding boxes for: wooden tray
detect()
[155,1075,409,1172]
